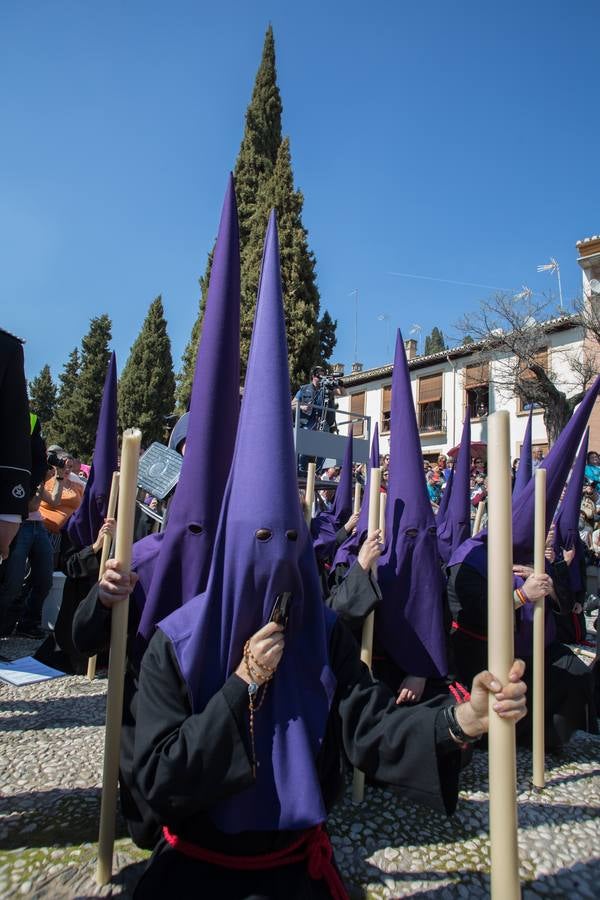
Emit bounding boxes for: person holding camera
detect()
[292,366,345,475]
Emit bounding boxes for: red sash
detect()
[163,823,349,900]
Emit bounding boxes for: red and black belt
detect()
[451,620,487,643]
[163,823,349,900]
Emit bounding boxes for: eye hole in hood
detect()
[255,528,273,542]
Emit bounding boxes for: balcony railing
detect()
[418,407,447,434]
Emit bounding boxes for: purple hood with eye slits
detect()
[159,211,336,834]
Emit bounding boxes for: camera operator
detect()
[292,366,345,476]
[292,366,345,433]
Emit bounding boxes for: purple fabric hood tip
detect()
[64,352,118,550]
[159,211,336,835]
[435,466,454,523]
[448,373,600,574]
[552,429,589,592]
[134,174,241,652]
[311,424,354,559]
[513,408,533,499]
[376,331,447,679]
[332,423,380,569]
[437,408,471,565]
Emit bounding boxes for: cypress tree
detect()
[47,347,80,448]
[28,364,57,430]
[424,326,446,355]
[177,26,336,405]
[118,296,176,445]
[63,315,113,459]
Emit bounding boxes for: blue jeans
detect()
[0,521,54,629]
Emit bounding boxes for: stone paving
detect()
[1,633,599,899]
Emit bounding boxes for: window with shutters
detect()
[417,373,446,433]
[518,348,548,413]
[350,391,365,437]
[381,385,392,433]
[464,361,490,419]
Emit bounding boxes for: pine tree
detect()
[47,348,80,447]
[318,310,338,366]
[176,26,336,405]
[424,326,446,355]
[28,364,57,431]
[60,315,112,459]
[118,296,176,445]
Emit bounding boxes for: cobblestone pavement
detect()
[1,634,599,899]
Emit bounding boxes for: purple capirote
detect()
[133,174,241,654]
[552,429,589,592]
[435,466,453,524]
[513,408,533,499]
[311,424,355,560]
[64,352,118,551]
[437,408,471,565]
[160,211,336,834]
[376,330,447,678]
[332,422,380,569]
[449,373,600,574]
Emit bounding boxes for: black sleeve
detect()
[330,619,461,814]
[334,525,348,547]
[29,418,47,498]
[447,563,487,631]
[133,629,254,827]
[0,334,31,517]
[62,544,100,581]
[550,559,578,615]
[71,583,112,654]
[326,561,381,626]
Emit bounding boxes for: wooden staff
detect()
[473,498,486,536]
[352,467,381,804]
[379,490,386,541]
[487,411,520,900]
[353,480,362,515]
[304,461,316,527]
[87,472,120,681]
[532,467,547,790]
[96,429,141,886]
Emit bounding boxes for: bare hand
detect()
[357,529,382,571]
[98,559,138,609]
[396,675,426,705]
[235,621,285,685]
[544,547,555,564]
[344,511,360,535]
[455,659,527,738]
[512,564,534,580]
[521,572,553,602]
[92,518,116,554]
[572,602,583,614]
[0,521,20,560]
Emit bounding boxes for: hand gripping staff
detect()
[87,471,120,681]
[352,467,381,803]
[96,429,141,886]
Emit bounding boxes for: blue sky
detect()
[2,0,598,385]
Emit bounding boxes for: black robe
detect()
[132,620,462,899]
[447,561,597,750]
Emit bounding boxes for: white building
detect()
[335,318,594,461]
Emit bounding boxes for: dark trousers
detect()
[0,520,53,630]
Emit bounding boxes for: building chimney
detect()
[404,339,417,360]
[331,362,345,376]
[351,361,363,373]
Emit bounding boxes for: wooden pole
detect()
[353,480,362,515]
[352,467,381,804]
[304,461,316,527]
[96,430,141,886]
[473,498,486,536]
[487,411,520,900]
[87,472,120,681]
[532,467,547,790]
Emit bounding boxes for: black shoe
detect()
[13,622,47,640]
